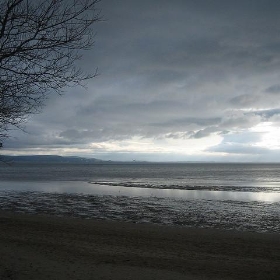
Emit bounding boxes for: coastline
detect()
[1,211,280,280]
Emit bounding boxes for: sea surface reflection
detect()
[1,181,280,202]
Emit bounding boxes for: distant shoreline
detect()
[2,154,280,164]
[1,211,280,280]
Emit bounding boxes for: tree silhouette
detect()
[0,0,101,145]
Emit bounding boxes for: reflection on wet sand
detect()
[1,181,280,202]
[0,189,280,232]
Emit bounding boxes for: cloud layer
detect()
[4,0,280,161]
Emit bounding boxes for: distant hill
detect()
[0,155,104,164]
[1,155,185,164]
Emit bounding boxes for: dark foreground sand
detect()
[1,211,280,280]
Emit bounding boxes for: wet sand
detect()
[1,211,280,280]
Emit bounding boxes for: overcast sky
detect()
[3,0,280,162]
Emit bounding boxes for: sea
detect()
[1,162,280,233]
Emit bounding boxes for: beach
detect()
[1,211,280,280]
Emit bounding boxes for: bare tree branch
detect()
[0,0,101,145]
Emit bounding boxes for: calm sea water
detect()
[1,162,280,232]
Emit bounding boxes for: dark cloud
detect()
[253,108,280,119]
[230,94,260,107]
[265,84,280,94]
[191,127,218,139]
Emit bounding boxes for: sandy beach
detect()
[1,211,280,280]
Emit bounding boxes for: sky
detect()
[3,0,280,162]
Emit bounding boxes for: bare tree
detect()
[0,0,101,144]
